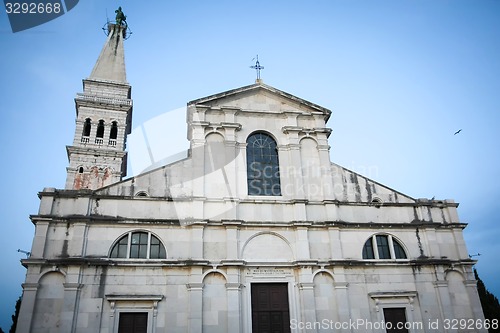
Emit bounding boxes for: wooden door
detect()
[251,283,290,333]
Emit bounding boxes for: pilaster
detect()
[226,282,243,332]
[15,283,39,333]
[295,226,311,260]
[186,282,204,333]
[298,282,318,332]
[434,280,453,325]
[328,227,342,259]
[465,279,487,328]
[189,223,205,259]
[332,267,351,333]
[31,220,50,259]
[61,283,83,332]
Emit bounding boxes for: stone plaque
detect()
[247,268,292,276]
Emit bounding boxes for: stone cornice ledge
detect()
[105,295,163,302]
[369,291,417,298]
[220,260,246,266]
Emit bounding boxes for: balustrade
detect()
[76,93,132,106]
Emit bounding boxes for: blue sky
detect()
[1,0,499,330]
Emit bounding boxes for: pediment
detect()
[188,83,331,119]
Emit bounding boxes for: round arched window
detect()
[246,132,281,196]
[110,231,166,259]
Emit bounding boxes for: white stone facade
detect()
[16,24,486,333]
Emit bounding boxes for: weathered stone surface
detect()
[16,25,486,333]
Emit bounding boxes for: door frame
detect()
[106,295,163,333]
[243,275,299,333]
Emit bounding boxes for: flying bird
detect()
[454,129,462,135]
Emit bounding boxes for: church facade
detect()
[16,23,486,333]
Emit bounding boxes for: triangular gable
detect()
[188,82,332,121]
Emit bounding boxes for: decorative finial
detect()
[250,55,264,83]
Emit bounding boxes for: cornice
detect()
[20,257,476,270]
[66,145,128,158]
[28,213,466,229]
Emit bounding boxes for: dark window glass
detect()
[149,235,166,259]
[246,132,281,196]
[118,312,148,333]
[363,235,407,260]
[383,308,409,333]
[110,121,118,140]
[96,120,105,138]
[110,236,129,258]
[110,232,166,259]
[376,235,391,259]
[130,232,148,259]
[83,118,91,137]
[393,239,407,259]
[362,238,375,259]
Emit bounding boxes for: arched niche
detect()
[241,232,294,261]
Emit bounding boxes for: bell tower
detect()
[65,23,132,190]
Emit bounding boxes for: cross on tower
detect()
[250,55,264,81]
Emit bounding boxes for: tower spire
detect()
[65,18,133,190]
[89,23,127,83]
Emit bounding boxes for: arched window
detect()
[246,132,281,196]
[362,234,407,260]
[109,121,118,146]
[110,121,118,140]
[82,118,91,137]
[110,231,166,259]
[96,120,105,138]
[78,167,84,174]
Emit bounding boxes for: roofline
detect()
[331,162,417,202]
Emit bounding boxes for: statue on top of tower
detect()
[115,7,127,27]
